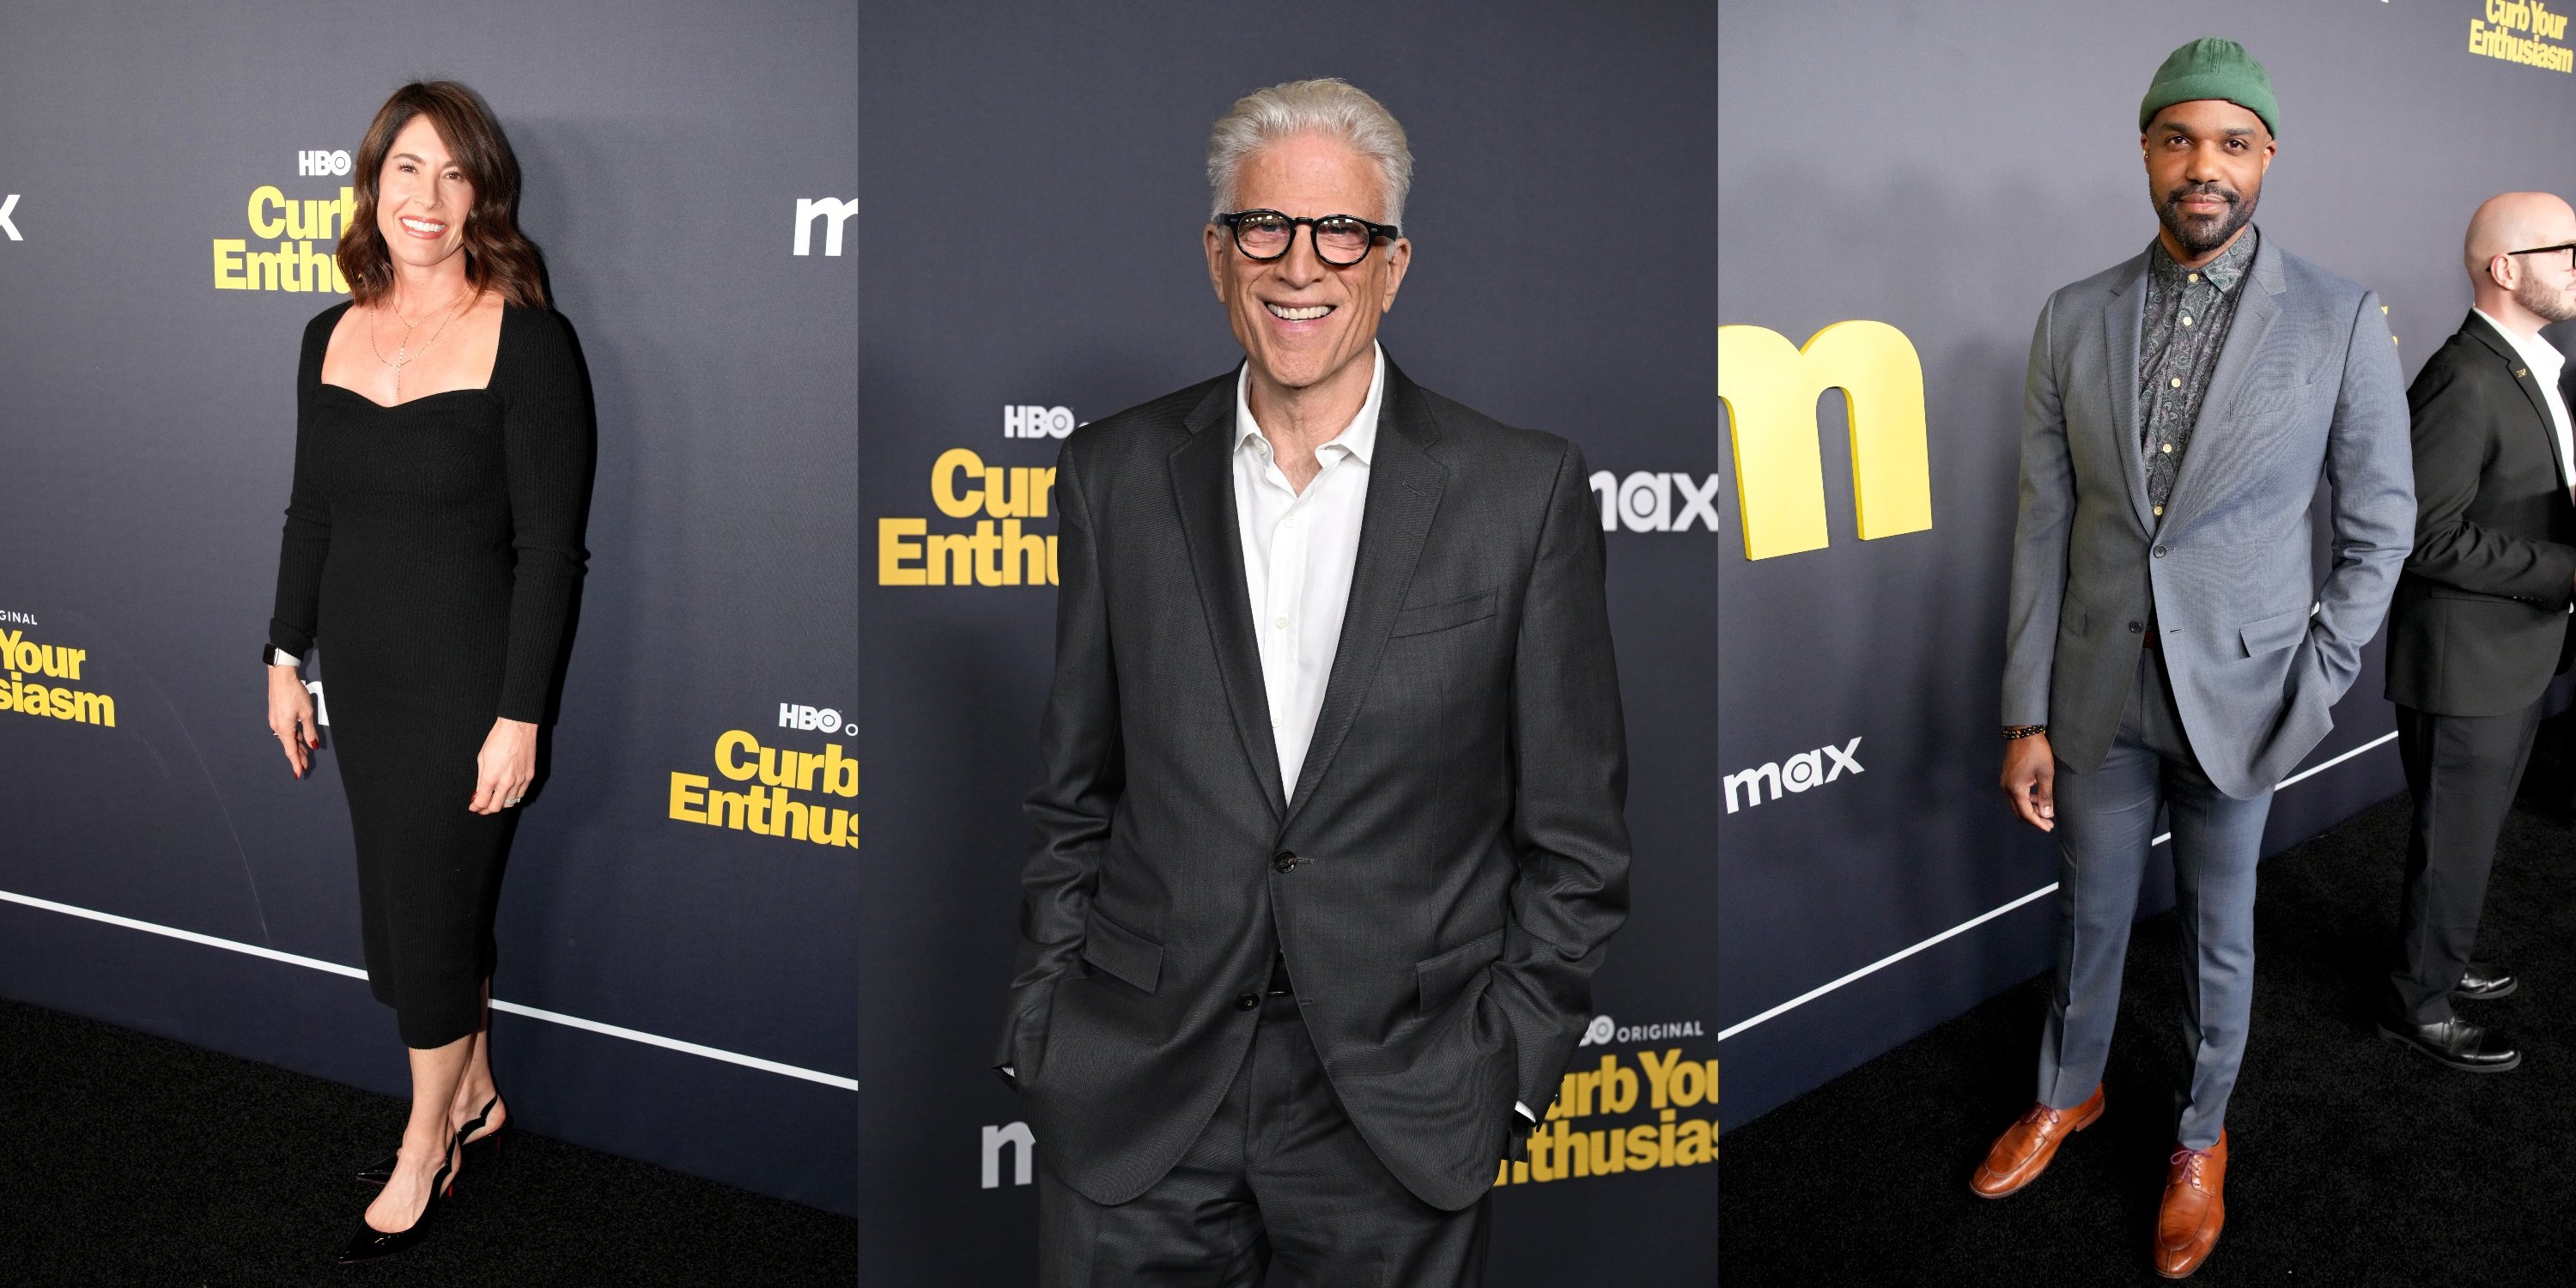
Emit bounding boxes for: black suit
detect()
[2382,313,2576,1024]
[998,361,1630,1282]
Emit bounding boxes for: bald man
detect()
[2379,191,2576,1073]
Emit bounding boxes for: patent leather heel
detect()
[457,1093,500,1142]
[339,1143,454,1264]
[357,1093,499,1188]
[459,1100,510,1181]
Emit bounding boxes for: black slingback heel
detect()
[356,1093,499,1188]
[338,1139,455,1264]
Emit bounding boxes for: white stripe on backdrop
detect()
[0,887,858,1091]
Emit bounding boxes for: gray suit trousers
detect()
[2038,648,2274,1150]
[1036,994,1490,1288]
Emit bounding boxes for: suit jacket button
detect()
[2154,546,2168,558]
[2128,621,2143,633]
[1273,852,1298,873]
[1236,993,1261,1012]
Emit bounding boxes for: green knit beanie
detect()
[2138,38,2278,138]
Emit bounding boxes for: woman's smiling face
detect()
[374,115,474,275]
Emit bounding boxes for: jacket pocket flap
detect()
[2229,375,2322,421]
[2239,608,2310,657]
[1391,589,1498,637]
[1079,908,1163,994]
[1415,927,1504,1012]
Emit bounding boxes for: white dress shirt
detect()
[1233,345,1383,799]
[1227,349,1539,1125]
[2474,308,2576,490]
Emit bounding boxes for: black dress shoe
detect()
[339,1145,454,1263]
[356,1094,499,1188]
[2378,1016,2522,1072]
[2454,963,2518,1000]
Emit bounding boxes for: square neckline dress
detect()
[269,298,592,1049]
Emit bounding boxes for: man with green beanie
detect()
[1972,37,2414,1280]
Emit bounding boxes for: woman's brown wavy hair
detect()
[337,81,548,309]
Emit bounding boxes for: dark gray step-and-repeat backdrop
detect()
[0,2,858,1213]
[1721,0,2576,1134]
[861,3,1716,1283]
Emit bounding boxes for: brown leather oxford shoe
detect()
[1969,1084,2103,1199]
[2153,1130,2227,1279]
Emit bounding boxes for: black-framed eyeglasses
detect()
[2506,241,2576,270]
[1214,210,1400,266]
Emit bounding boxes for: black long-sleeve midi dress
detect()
[268,300,591,1049]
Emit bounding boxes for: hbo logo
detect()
[297,149,353,177]
[779,702,848,734]
[1003,405,1077,440]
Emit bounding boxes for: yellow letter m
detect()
[1716,320,1932,560]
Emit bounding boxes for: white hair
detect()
[1206,78,1413,230]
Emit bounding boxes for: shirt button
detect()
[1273,616,1291,629]
[1236,993,1261,1012]
[2181,316,2194,327]
[2161,442,2173,453]
[2154,505,2165,516]
[2170,377,2183,388]
[2188,272,2199,283]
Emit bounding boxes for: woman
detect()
[264,80,590,1263]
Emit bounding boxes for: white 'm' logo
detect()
[793,197,858,257]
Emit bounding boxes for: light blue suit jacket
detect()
[2002,232,2415,799]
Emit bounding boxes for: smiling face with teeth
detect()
[1205,131,1411,424]
[374,115,474,276]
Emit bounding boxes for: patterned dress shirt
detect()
[2137,228,2257,517]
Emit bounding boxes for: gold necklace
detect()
[367,288,471,402]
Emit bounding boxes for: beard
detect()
[2157,180,2258,256]
[2514,270,2576,324]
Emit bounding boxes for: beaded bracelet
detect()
[2002,724,2047,740]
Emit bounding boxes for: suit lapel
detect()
[2102,255,2155,533]
[1168,372,1286,819]
[2160,234,2281,529]
[2464,313,2571,488]
[1282,366,1449,828]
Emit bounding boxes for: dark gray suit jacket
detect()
[996,361,1631,1212]
[2385,313,2576,717]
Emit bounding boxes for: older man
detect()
[993,79,1630,1285]
[2378,191,2576,1073]
[1974,39,2413,1279]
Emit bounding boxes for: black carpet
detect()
[0,999,854,1286]
[1722,794,2576,1285]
